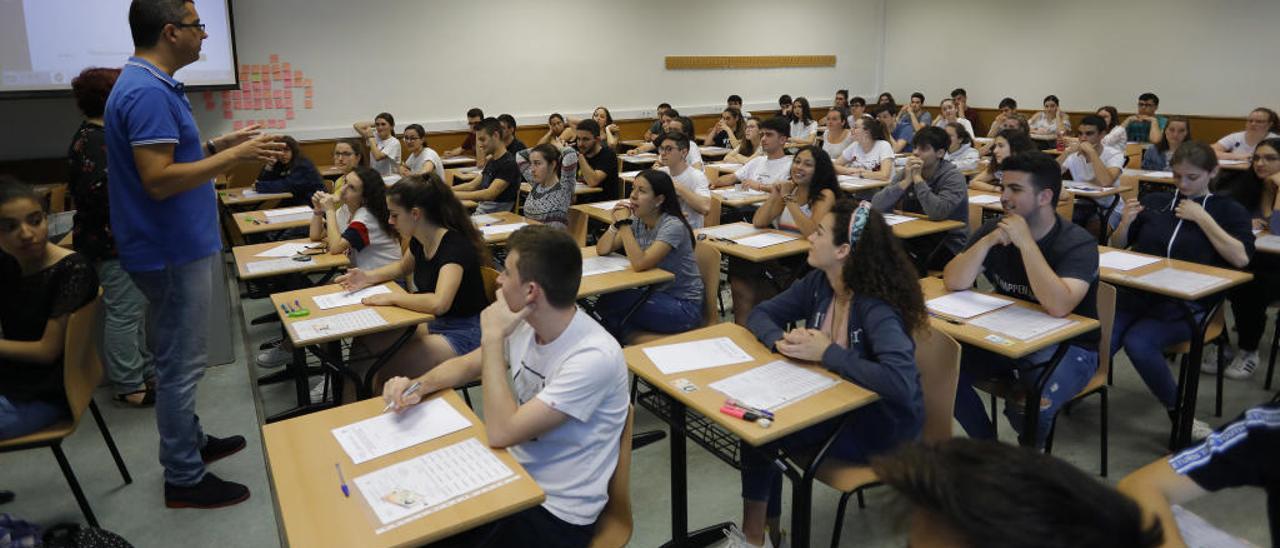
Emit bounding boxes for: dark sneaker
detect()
[201,434,246,464]
[164,473,250,509]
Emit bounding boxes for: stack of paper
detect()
[967,306,1075,341]
[1143,170,1174,179]
[1133,268,1228,294]
[240,189,260,197]
[312,285,392,310]
[245,258,298,274]
[332,397,472,464]
[471,214,500,226]
[582,255,632,277]
[254,242,310,258]
[968,194,1001,205]
[1099,251,1160,271]
[709,360,838,411]
[1255,234,1280,254]
[619,170,642,180]
[480,223,528,236]
[881,213,917,226]
[707,163,743,171]
[291,308,388,342]
[263,206,313,224]
[699,223,759,240]
[642,337,754,374]
[589,200,624,210]
[735,232,798,249]
[353,438,514,526]
[927,291,1015,319]
[700,146,732,155]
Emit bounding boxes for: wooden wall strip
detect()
[664,55,836,70]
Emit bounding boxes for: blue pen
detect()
[335,463,349,497]
[280,303,291,315]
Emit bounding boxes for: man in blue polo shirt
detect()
[105,0,282,509]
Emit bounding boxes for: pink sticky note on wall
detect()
[233,120,244,130]
[285,110,295,120]
[269,54,279,64]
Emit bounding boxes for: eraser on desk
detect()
[672,378,697,393]
[984,334,1014,346]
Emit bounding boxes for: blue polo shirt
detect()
[104,57,220,272]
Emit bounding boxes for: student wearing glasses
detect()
[1120,93,1168,145]
[1212,108,1280,161]
[445,107,484,158]
[399,123,445,182]
[328,138,367,198]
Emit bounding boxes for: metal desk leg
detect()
[1170,300,1223,449]
[657,394,734,548]
[777,415,850,548]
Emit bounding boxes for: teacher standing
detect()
[105,0,282,508]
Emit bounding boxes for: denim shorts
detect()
[430,315,482,356]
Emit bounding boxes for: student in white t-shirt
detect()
[665,117,704,169]
[786,97,819,147]
[821,107,854,161]
[716,116,794,190]
[657,132,711,228]
[1212,107,1280,161]
[932,98,975,141]
[382,226,628,548]
[398,123,446,182]
[1059,115,1126,225]
[835,117,895,180]
[354,112,402,177]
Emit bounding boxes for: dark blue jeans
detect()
[597,288,701,339]
[954,344,1098,446]
[1111,299,1205,409]
[0,396,65,440]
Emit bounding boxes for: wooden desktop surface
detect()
[262,391,544,548]
[577,247,675,298]
[219,188,294,207]
[625,323,880,446]
[234,208,312,235]
[231,238,351,280]
[920,276,1099,359]
[270,283,433,347]
[477,212,539,244]
[1096,246,1253,300]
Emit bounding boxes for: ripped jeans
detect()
[954,343,1098,447]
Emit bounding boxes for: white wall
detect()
[881,0,1279,117]
[0,0,883,161]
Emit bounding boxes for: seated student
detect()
[943,152,1100,445]
[327,138,368,197]
[951,88,979,133]
[931,98,975,139]
[497,114,528,154]
[821,107,854,160]
[382,226,628,548]
[590,106,620,149]
[1140,117,1190,172]
[874,439,1164,548]
[728,94,751,118]
[399,123,445,182]
[656,132,711,228]
[1058,114,1125,225]
[445,107,484,158]
[574,119,621,201]
[1211,138,1280,380]
[253,135,324,207]
[1212,107,1280,161]
[537,113,568,147]
[834,117,895,180]
[515,143,578,230]
[0,178,99,440]
[1118,396,1279,547]
[715,117,793,190]
[727,146,840,325]
[777,94,793,118]
[644,103,673,142]
[832,89,849,112]
[985,97,1020,138]
[724,117,762,165]
[706,107,746,149]
[1121,92,1168,145]
[628,108,679,155]
[877,91,896,109]
[724,200,927,548]
[1096,105,1128,151]
[871,127,970,270]
[942,122,980,172]
[336,174,489,384]
[1110,141,1254,440]
[970,129,1038,191]
[847,96,871,125]
[877,105,911,153]
[354,112,402,177]
[658,117,703,169]
[898,92,932,137]
[454,118,521,214]
[256,166,403,370]
[595,170,704,339]
[1028,95,1069,149]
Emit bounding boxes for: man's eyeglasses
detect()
[172,21,206,32]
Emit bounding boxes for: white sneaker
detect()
[1190,419,1214,441]
[256,342,292,368]
[1224,352,1259,380]
[718,524,773,548]
[1200,345,1234,374]
[309,379,329,404]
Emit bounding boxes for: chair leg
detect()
[1214,338,1226,418]
[1107,364,1114,386]
[461,387,473,409]
[988,393,998,432]
[51,444,98,528]
[856,489,866,509]
[88,400,131,484]
[831,491,853,548]
[1100,389,1109,477]
[1044,418,1058,454]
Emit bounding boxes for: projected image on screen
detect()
[0,0,237,95]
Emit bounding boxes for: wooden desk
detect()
[233,207,313,235]
[626,323,879,548]
[232,239,350,280]
[699,145,732,159]
[1097,246,1252,448]
[705,162,744,175]
[441,156,476,167]
[475,212,539,244]
[890,212,966,240]
[838,176,890,194]
[621,152,659,166]
[263,392,544,548]
[219,187,294,208]
[711,188,769,208]
[1256,231,1280,255]
[577,247,675,298]
[695,223,810,263]
[518,181,603,198]
[319,165,345,179]
[571,201,622,225]
[1219,159,1250,171]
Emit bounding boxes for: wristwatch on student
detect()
[612,218,633,231]
[205,139,218,156]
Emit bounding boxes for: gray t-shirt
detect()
[631,214,703,302]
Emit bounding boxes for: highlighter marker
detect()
[719,404,760,422]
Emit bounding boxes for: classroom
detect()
[0,0,1277,546]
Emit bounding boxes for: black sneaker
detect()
[164,473,250,509]
[201,434,246,464]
